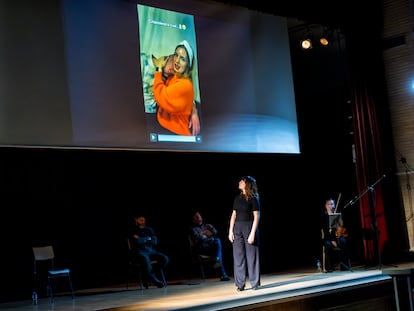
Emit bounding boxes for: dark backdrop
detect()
[0,0,379,303]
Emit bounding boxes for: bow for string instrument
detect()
[333,192,341,214]
[334,193,348,238]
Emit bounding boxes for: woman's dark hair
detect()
[241,176,259,200]
[242,175,256,183]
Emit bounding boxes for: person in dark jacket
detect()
[129,215,169,288]
[190,211,230,281]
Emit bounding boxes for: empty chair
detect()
[32,245,74,302]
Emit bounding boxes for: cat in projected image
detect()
[141,53,170,113]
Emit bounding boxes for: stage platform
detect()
[1,264,414,311]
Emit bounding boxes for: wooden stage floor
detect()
[1,263,413,311]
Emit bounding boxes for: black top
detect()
[233,195,260,221]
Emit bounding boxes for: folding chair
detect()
[126,238,166,289]
[188,234,217,281]
[32,245,74,302]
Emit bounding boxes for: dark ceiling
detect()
[207,0,341,23]
[208,0,381,30]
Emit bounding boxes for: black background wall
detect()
[0,0,396,303]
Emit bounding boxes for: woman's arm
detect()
[228,210,236,243]
[248,210,260,244]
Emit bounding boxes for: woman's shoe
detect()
[236,285,245,292]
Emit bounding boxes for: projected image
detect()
[21,0,302,154]
[137,4,202,144]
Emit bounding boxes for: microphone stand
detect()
[344,174,386,269]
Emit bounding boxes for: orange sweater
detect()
[153,72,194,135]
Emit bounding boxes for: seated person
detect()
[321,198,349,272]
[129,214,169,288]
[190,211,230,281]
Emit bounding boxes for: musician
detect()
[321,197,349,272]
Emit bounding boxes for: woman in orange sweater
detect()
[153,40,195,136]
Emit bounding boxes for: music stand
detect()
[329,213,342,229]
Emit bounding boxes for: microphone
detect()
[348,195,358,207]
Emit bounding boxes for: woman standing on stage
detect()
[228,176,261,291]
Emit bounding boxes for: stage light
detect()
[319,36,329,46]
[300,27,313,50]
[319,27,332,47]
[300,38,312,50]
